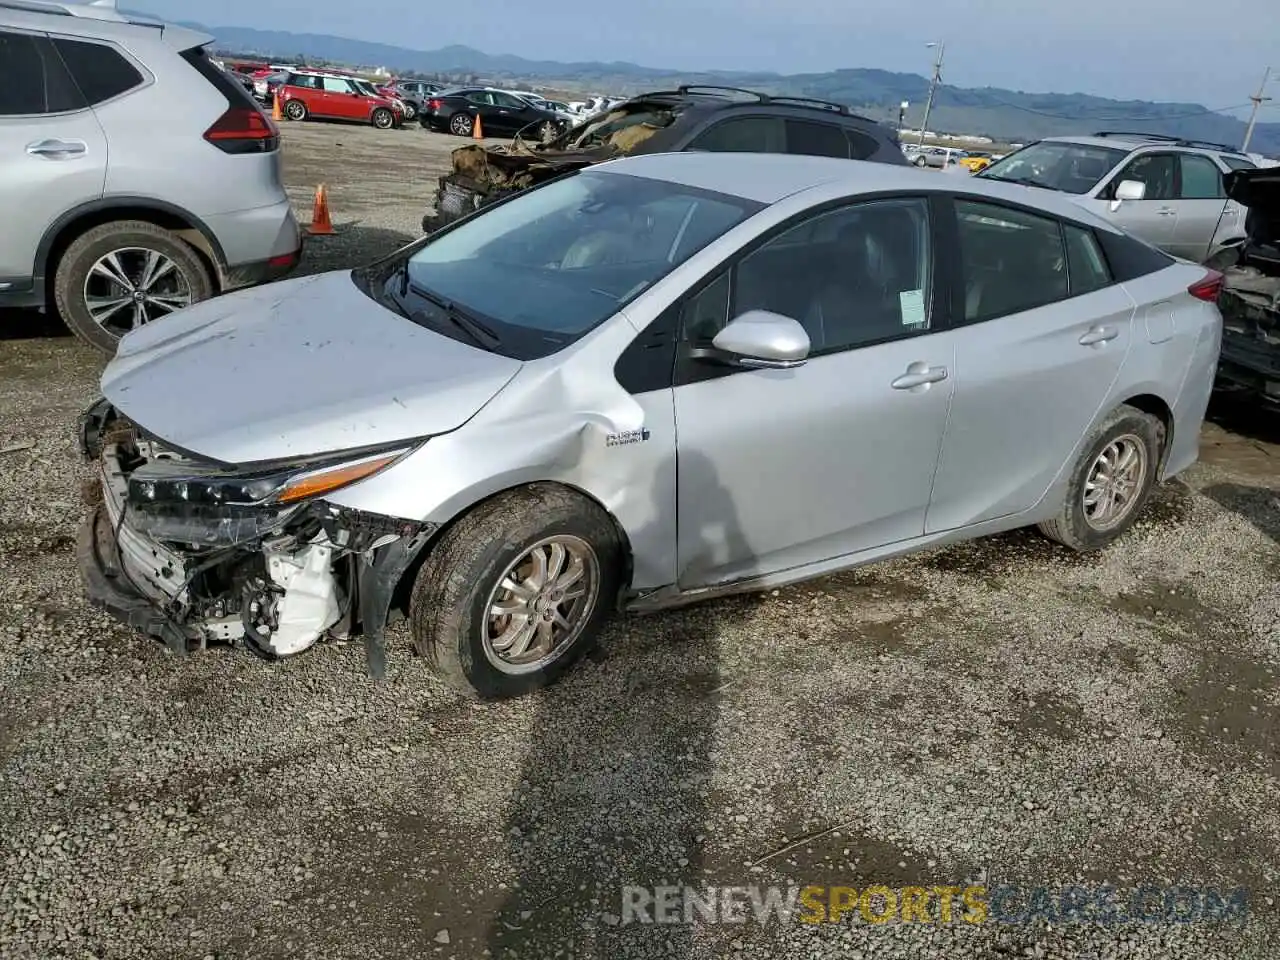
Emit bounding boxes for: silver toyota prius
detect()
[77,152,1224,700]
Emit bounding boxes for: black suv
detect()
[423,85,909,233]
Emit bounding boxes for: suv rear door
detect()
[1169,152,1234,262]
[0,29,107,298]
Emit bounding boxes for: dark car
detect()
[421,87,570,140]
[377,79,445,122]
[1217,165,1280,408]
[422,85,910,233]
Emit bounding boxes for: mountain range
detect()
[165,19,1280,155]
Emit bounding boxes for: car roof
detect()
[1035,133,1248,157]
[0,0,211,48]
[592,151,1127,231]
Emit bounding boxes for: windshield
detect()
[979,141,1129,194]
[392,170,761,359]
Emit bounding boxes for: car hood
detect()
[100,272,522,465]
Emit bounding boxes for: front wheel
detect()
[1037,404,1163,552]
[371,107,394,129]
[401,101,418,121]
[409,484,622,700]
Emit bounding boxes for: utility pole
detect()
[918,41,945,147]
[1241,66,1272,153]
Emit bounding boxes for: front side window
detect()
[956,200,1067,322]
[1108,153,1177,201]
[685,198,934,354]
[1179,154,1225,199]
[392,171,761,357]
[689,117,786,153]
[979,141,1128,194]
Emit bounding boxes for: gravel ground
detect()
[1,121,1279,960]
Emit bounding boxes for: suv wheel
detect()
[449,112,473,137]
[409,484,622,700]
[53,221,214,355]
[371,108,394,129]
[284,99,308,121]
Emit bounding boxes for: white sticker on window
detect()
[899,289,926,327]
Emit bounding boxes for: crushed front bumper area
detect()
[75,400,435,676]
[1218,270,1280,407]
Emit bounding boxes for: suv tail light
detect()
[204,106,280,154]
[1187,269,1224,303]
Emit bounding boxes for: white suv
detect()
[0,0,302,354]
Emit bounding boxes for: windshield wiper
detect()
[407,280,503,349]
[983,174,1063,192]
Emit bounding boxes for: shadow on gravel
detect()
[1201,482,1280,547]
[0,307,70,342]
[488,451,747,957]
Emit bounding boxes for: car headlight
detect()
[128,447,413,508]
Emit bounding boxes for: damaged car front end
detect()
[77,401,434,676]
[423,92,689,233]
[1218,166,1280,407]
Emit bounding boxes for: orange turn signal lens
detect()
[274,452,403,504]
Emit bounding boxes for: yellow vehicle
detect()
[958,154,993,172]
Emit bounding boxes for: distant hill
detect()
[172,20,1280,154]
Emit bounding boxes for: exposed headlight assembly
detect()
[127,447,414,509]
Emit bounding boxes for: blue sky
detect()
[150,0,1275,113]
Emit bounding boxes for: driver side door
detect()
[671,196,957,589]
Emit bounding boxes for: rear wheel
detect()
[284,99,307,121]
[53,220,214,355]
[371,107,394,129]
[409,484,622,700]
[1037,404,1163,552]
[449,112,473,137]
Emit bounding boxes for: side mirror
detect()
[1110,179,1146,211]
[696,310,810,369]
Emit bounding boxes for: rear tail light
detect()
[1187,269,1224,303]
[204,105,280,154]
[427,98,443,111]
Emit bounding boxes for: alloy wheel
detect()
[481,535,600,675]
[82,247,193,336]
[1082,434,1147,531]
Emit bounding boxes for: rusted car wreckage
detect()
[1218,166,1280,407]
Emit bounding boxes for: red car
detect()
[278,72,403,129]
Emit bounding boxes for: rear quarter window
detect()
[51,38,143,105]
[1094,226,1175,281]
[180,45,259,107]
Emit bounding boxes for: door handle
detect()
[1079,325,1119,345]
[1156,207,1176,216]
[26,138,87,158]
[891,364,948,390]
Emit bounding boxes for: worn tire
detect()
[409,484,622,700]
[371,108,394,129]
[53,220,214,356]
[1036,403,1164,552]
[284,98,307,121]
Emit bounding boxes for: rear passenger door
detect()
[0,29,107,294]
[924,199,1136,534]
[1169,153,1232,262]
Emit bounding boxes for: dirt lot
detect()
[1,121,1279,960]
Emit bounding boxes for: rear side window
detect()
[1222,156,1257,172]
[785,119,848,158]
[179,45,259,108]
[846,129,881,160]
[955,200,1068,322]
[0,30,85,115]
[1178,154,1225,199]
[689,116,786,152]
[51,38,143,105]
[1063,224,1113,295]
[1094,227,1175,281]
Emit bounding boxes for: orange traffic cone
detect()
[272,92,283,121]
[308,184,335,236]
[472,112,483,140]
